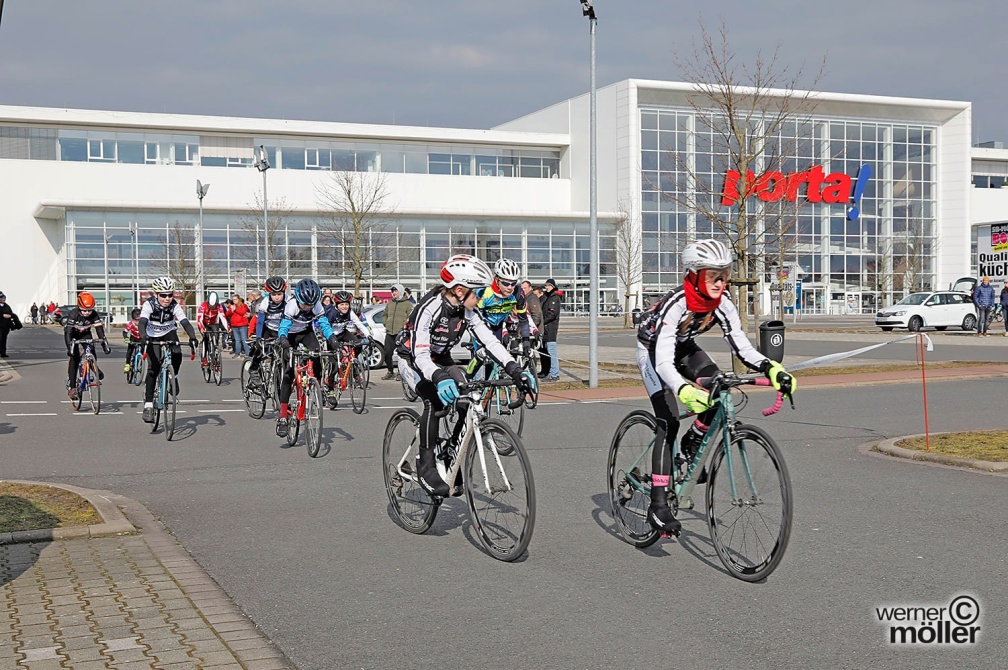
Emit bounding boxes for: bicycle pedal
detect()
[449,485,464,497]
[660,529,681,540]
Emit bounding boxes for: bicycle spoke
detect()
[606,411,660,548]
[382,409,438,534]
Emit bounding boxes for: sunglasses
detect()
[157,292,173,298]
[497,279,517,288]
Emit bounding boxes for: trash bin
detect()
[758,320,786,362]
[631,308,643,326]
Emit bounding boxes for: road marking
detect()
[221,399,244,403]
[0,400,48,404]
[6,413,58,417]
[178,399,210,404]
[198,409,245,413]
[72,411,124,416]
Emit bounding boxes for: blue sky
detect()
[1,1,1004,141]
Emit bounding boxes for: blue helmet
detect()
[293,278,322,306]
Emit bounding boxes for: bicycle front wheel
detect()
[286,394,301,447]
[132,352,145,386]
[212,346,222,386]
[401,374,418,402]
[201,343,212,383]
[305,379,324,458]
[88,365,101,415]
[382,408,438,534]
[242,360,267,419]
[464,419,535,562]
[706,424,793,582]
[351,358,368,414]
[164,366,177,441]
[606,410,661,548]
[72,369,84,411]
[271,360,283,411]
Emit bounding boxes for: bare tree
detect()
[615,196,643,328]
[155,221,205,307]
[661,20,826,331]
[315,168,396,294]
[236,194,302,283]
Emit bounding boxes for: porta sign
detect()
[721,164,872,220]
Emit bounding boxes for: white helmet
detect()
[682,240,733,273]
[440,254,493,290]
[494,257,521,282]
[207,291,219,307]
[151,276,175,292]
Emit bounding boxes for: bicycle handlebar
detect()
[695,372,793,416]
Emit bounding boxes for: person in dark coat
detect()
[0,292,14,357]
[538,279,562,381]
[381,284,413,379]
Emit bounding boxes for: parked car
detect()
[53,305,110,326]
[875,291,977,332]
[358,303,472,370]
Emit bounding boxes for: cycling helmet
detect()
[77,292,96,310]
[333,290,354,304]
[440,254,493,290]
[494,257,521,282]
[264,275,287,293]
[682,239,733,273]
[293,278,322,306]
[151,276,175,292]
[130,308,142,319]
[207,291,219,307]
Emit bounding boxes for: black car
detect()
[53,305,110,326]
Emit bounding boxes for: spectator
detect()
[974,275,995,337]
[538,278,562,381]
[370,295,382,306]
[246,289,262,334]
[228,295,251,356]
[521,280,543,333]
[47,301,57,323]
[1001,281,1008,337]
[381,284,412,380]
[30,302,39,325]
[403,287,416,305]
[0,291,14,356]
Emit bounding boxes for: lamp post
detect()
[196,180,210,302]
[128,221,139,306]
[254,145,271,278]
[102,223,110,317]
[580,0,599,388]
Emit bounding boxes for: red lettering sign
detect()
[721,166,852,206]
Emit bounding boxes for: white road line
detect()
[198,409,245,413]
[72,412,124,416]
[0,400,48,404]
[221,399,244,403]
[178,399,210,404]
[6,413,59,417]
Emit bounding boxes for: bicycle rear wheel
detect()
[706,424,793,582]
[88,364,101,415]
[305,379,324,458]
[164,366,177,441]
[202,343,212,383]
[382,408,438,534]
[351,358,368,414]
[606,410,661,548]
[464,419,535,562]
[72,369,84,411]
[242,360,267,419]
[132,351,145,386]
[491,383,524,441]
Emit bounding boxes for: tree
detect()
[315,167,396,294]
[156,221,205,307]
[661,20,826,332]
[237,194,302,284]
[615,196,643,328]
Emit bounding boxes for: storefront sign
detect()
[978,224,1008,281]
[721,164,871,221]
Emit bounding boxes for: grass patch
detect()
[895,432,1008,462]
[0,483,103,533]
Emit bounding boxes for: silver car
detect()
[359,303,473,369]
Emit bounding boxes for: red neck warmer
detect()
[684,277,722,313]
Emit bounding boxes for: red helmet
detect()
[77,292,96,310]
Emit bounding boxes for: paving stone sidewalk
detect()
[1,490,294,670]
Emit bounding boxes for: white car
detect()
[875,291,978,332]
[359,303,473,370]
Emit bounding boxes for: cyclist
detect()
[249,275,287,376]
[396,254,535,497]
[196,291,231,369]
[63,292,110,400]
[122,308,142,373]
[275,278,340,437]
[467,257,531,379]
[636,239,797,536]
[138,277,198,423]
[322,290,375,402]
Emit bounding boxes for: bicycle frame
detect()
[288,349,318,421]
[75,341,98,393]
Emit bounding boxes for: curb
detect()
[0,479,136,545]
[0,358,19,384]
[874,435,1008,473]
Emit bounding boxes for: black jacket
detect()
[541,289,562,342]
[0,302,14,331]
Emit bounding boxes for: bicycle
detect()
[125,338,144,386]
[606,372,794,582]
[145,340,195,441]
[200,328,225,386]
[985,303,1003,326]
[241,338,276,419]
[465,343,531,442]
[283,346,325,457]
[382,378,536,562]
[69,339,103,415]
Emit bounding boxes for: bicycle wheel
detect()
[164,366,177,441]
[151,374,162,433]
[201,343,212,383]
[132,351,145,386]
[351,358,368,414]
[606,410,661,548]
[88,363,101,415]
[212,344,223,386]
[401,374,418,402]
[382,408,439,534]
[286,394,301,447]
[271,359,283,411]
[464,418,535,562]
[706,424,793,582]
[72,368,84,411]
[305,379,324,458]
[242,360,267,419]
[491,383,524,441]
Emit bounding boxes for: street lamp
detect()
[254,145,271,278]
[196,179,210,302]
[128,221,139,307]
[579,0,599,387]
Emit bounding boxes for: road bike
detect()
[200,328,226,386]
[320,341,369,413]
[69,339,103,414]
[241,338,281,418]
[283,346,325,457]
[125,338,144,386]
[985,303,1004,327]
[382,378,536,562]
[146,340,195,441]
[465,343,535,443]
[607,372,794,582]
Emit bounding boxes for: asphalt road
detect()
[2,326,1006,669]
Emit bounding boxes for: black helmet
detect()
[264,276,287,293]
[334,290,354,304]
[130,308,142,319]
[293,278,322,306]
